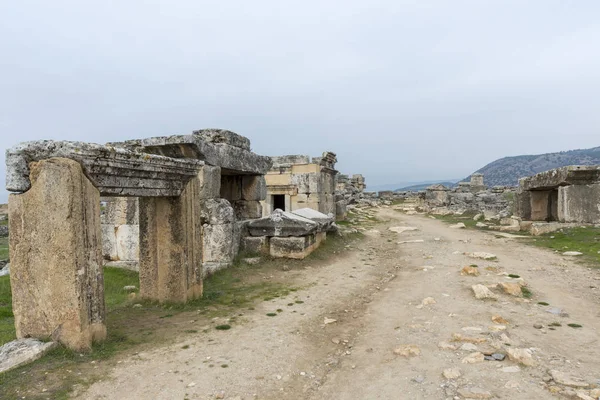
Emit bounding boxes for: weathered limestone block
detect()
[247,209,318,237]
[336,200,347,220]
[202,223,234,265]
[242,236,268,254]
[291,173,310,194]
[233,200,262,220]
[520,165,600,191]
[199,198,234,225]
[101,224,119,261]
[515,189,531,220]
[558,184,600,224]
[0,339,58,374]
[114,225,140,261]
[9,158,106,351]
[198,165,221,199]
[270,235,318,259]
[241,175,267,201]
[139,174,203,303]
[308,174,322,193]
[192,129,251,150]
[530,190,551,221]
[220,175,242,201]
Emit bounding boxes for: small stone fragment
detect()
[438,341,458,350]
[507,348,536,366]
[461,266,480,276]
[394,344,421,357]
[460,343,478,352]
[501,366,521,373]
[457,386,493,399]
[533,323,543,329]
[492,315,509,324]
[500,282,523,297]
[443,368,462,380]
[465,252,497,260]
[550,370,590,388]
[324,318,337,325]
[462,352,485,364]
[450,223,467,229]
[472,284,499,300]
[421,297,436,306]
[452,333,487,344]
[563,251,583,256]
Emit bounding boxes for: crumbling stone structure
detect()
[515,165,600,224]
[5,129,271,351]
[262,152,338,217]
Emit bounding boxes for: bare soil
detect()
[77,208,600,400]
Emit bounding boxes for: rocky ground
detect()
[78,207,600,400]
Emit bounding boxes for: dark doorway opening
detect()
[547,189,559,222]
[273,195,285,211]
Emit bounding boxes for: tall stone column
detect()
[9,158,106,351]
[138,174,203,303]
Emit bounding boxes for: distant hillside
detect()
[467,146,600,187]
[396,181,457,191]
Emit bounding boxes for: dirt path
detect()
[79,208,600,400]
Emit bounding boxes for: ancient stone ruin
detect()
[262,152,338,217]
[5,129,271,351]
[515,165,600,224]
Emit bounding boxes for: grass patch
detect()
[508,274,520,279]
[567,323,583,328]
[527,227,600,268]
[549,322,562,327]
[295,300,304,304]
[0,275,14,346]
[521,286,533,298]
[0,237,8,260]
[215,324,231,331]
[266,313,277,317]
[181,344,190,349]
[430,211,481,229]
[537,302,550,306]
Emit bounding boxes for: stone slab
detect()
[247,209,318,237]
[520,165,600,191]
[0,339,58,374]
[6,141,204,196]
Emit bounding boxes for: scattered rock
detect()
[472,284,499,300]
[281,264,290,271]
[500,282,523,297]
[476,222,488,228]
[123,285,137,291]
[492,315,509,324]
[550,370,590,388]
[460,343,478,352]
[243,257,261,265]
[533,323,543,329]
[0,339,57,374]
[438,341,458,350]
[398,240,425,244]
[450,223,466,229]
[394,345,421,357]
[457,386,492,399]
[420,297,436,306]
[506,348,536,366]
[488,325,507,332]
[132,304,142,308]
[388,226,418,234]
[505,380,520,389]
[443,368,462,380]
[452,333,487,344]
[0,265,9,277]
[473,214,484,221]
[491,353,506,361]
[324,318,337,325]
[465,252,497,260]
[501,366,521,373]
[462,352,485,364]
[461,266,480,276]
[563,251,583,256]
[331,338,341,344]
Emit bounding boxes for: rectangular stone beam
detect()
[130,133,272,175]
[519,165,600,191]
[9,158,106,351]
[139,173,203,303]
[6,140,204,197]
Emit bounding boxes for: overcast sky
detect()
[1,0,599,200]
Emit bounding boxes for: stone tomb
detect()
[262,152,338,218]
[515,165,600,224]
[5,130,271,351]
[244,208,333,259]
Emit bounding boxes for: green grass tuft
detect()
[567,323,583,328]
[266,313,277,317]
[508,274,520,278]
[521,286,533,298]
[527,227,600,267]
[215,324,231,331]
[537,302,550,306]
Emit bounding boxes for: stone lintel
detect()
[519,165,600,191]
[6,141,204,197]
[247,209,318,237]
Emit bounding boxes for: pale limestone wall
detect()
[558,184,600,224]
[9,158,106,351]
[101,197,140,266]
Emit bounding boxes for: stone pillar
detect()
[515,189,531,220]
[9,158,106,351]
[139,174,203,303]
